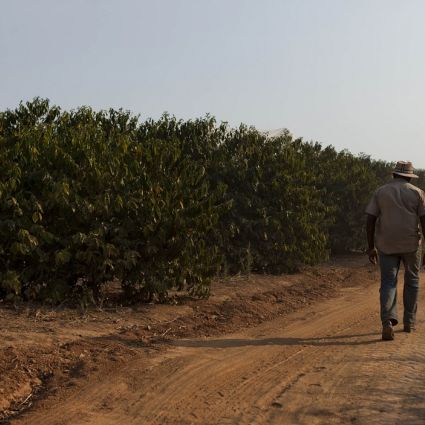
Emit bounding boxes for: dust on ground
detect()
[0,255,377,423]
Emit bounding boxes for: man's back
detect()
[366,179,425,254]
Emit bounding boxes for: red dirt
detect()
[0,255,379,424]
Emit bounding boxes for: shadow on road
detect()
[171,332,383,348]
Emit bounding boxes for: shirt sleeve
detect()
[365,190,380,217]
[418,190,425,217]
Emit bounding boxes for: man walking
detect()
[366,161,425,340]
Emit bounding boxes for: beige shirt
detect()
[365,179,425,254]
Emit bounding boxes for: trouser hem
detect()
[382,317,398,326]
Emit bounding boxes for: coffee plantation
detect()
[0,98,412,303]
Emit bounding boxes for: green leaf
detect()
[55,249,71,266]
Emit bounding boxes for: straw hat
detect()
[393,161,418,179]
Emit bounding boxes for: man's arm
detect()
[420,216,425,267]
[366,214,378,265]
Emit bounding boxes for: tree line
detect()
[0,98,417,303]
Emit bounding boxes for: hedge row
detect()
[0,99,399,302]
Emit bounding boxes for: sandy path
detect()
[12,273,425,425]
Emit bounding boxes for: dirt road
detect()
[10,265,425,425]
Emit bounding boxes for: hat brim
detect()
[393,171,419,179]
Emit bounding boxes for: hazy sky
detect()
[2,0,425,166]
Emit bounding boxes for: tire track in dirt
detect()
[11,272,425,425]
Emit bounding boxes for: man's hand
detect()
[367,247,378,265]
[420,216,425,268]
[366,214,378,265]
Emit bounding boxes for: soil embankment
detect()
[3,256,423,424]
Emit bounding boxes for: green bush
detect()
[135,117,330,272]
[1,98,412,303]
[294,142,392,253]
[0,99,226,302]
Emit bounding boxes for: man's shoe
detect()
[382,321,394,341]
[403,323,415,333]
